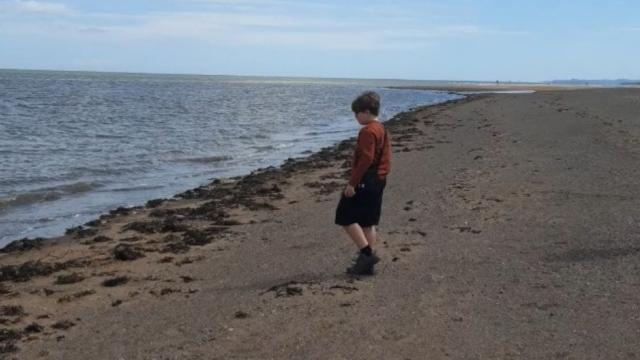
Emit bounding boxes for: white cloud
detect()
[0,1,524,51]
[70,12,379,50]
[80,12,439,50]
[0,0,73,15]
[232,30,379,50]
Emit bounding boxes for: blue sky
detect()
[0,0,638,81]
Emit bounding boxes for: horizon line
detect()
[0,67,549,84]
[3,67,637,84]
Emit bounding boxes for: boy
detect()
[335,91,391,275]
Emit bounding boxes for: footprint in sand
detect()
[403,200,415,212]
[385,230,428,263]
[450,226,482,234]
[261,280,359,299]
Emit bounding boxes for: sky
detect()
[0,0,638,81]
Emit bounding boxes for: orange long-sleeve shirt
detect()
[348,121,391,187]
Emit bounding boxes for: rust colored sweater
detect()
[348,121,392,187]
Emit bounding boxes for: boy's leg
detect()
[362,226,376,248]
[343,224,368,249]
[344,224,379,275]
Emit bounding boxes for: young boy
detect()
[335,91,391,275]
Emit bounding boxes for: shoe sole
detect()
[346,254,380,276]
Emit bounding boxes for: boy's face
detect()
[354,111,372,125]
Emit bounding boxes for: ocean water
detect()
[0,70,463,246]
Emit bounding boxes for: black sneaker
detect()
[346,252,380,276]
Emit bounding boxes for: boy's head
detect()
[351,91,380,117]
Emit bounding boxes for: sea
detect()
[0,69,464,247]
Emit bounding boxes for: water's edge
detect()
[1,94,471,251]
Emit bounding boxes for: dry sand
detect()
[2,89,640,359]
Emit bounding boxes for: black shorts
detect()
[335,174,386,227]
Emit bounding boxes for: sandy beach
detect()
[2,88,640,359]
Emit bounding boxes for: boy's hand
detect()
[344,184,356,197]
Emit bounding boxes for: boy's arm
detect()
[348,130,376,187]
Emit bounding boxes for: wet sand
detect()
[2,89,640,359]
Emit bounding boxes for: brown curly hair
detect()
[351,91,380,116]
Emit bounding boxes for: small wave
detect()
[16,103,38,109]
[108,184,165,192]
[172,155,232,164]
[94,133,131,139]
[66,166,135,177]
[0,181,101,210]
[305,129,350,136]
[251,145,276,151]
[251,142,297,152]
[238,134,270,140]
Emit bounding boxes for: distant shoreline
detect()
[8,68,637,87]
[389,83,614,93]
